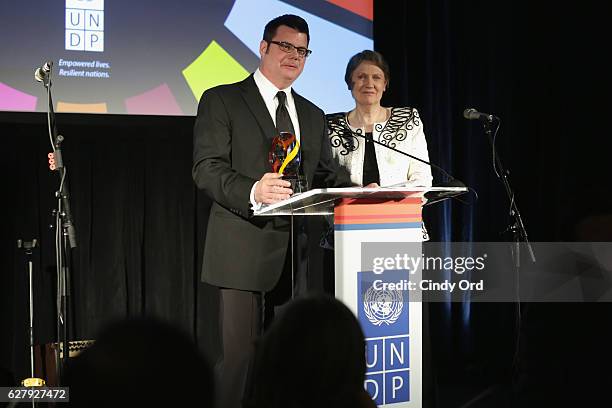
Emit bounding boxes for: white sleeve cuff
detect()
[250,181,262,211]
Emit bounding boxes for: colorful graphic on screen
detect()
[0,0,373,116]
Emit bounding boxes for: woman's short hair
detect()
[344,50,390,90]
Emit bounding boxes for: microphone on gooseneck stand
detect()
[34,58,77,382]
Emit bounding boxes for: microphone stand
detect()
[16,239,47,393]
[38,63,77,385]
[339,129,469,206]
[480,117,535,265]
[350,130,463,187]
[477,116,535,383]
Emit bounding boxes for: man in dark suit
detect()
[192,14,350,408]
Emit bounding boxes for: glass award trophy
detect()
[269,131,308,194]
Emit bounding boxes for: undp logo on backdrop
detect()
[65,0,104,52]
[359,269,411,406]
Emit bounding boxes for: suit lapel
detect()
[239,75,277,141]
[238,76,319,179]
[293,91,317,180]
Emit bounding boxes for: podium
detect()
[254,186,467,407]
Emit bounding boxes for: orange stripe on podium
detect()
[335,216,421,225]
[334,198,423,225]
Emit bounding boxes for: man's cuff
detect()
[250,181,262,211]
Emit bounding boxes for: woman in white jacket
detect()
[326,50,433,188]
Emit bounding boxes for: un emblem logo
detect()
[363,285,403,326]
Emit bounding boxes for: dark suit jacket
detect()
[193,74,350,292]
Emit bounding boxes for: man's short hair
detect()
[263,14,310,45]
[345,50,391,90]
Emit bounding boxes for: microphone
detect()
[463,108,497,122]
[34,61,53,82]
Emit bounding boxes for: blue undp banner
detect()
[359,269,411,405]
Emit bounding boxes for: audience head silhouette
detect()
[246,294,375,408]
[63,317,213,407]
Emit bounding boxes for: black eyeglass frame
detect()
[268,40,313,58]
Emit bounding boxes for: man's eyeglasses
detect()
[268,41,312,58]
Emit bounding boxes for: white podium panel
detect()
[335,197,424,407]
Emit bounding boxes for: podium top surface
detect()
[253,186,467,216]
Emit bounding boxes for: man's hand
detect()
[255,173,293,204]
[364,182,379,188]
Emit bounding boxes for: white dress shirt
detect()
[250,68,301,208]
[252,68,301,140]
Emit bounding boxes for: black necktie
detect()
[275,91,295,135]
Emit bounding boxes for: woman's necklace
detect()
[350,107,389,132]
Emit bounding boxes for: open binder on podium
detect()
[253,185,466,408]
